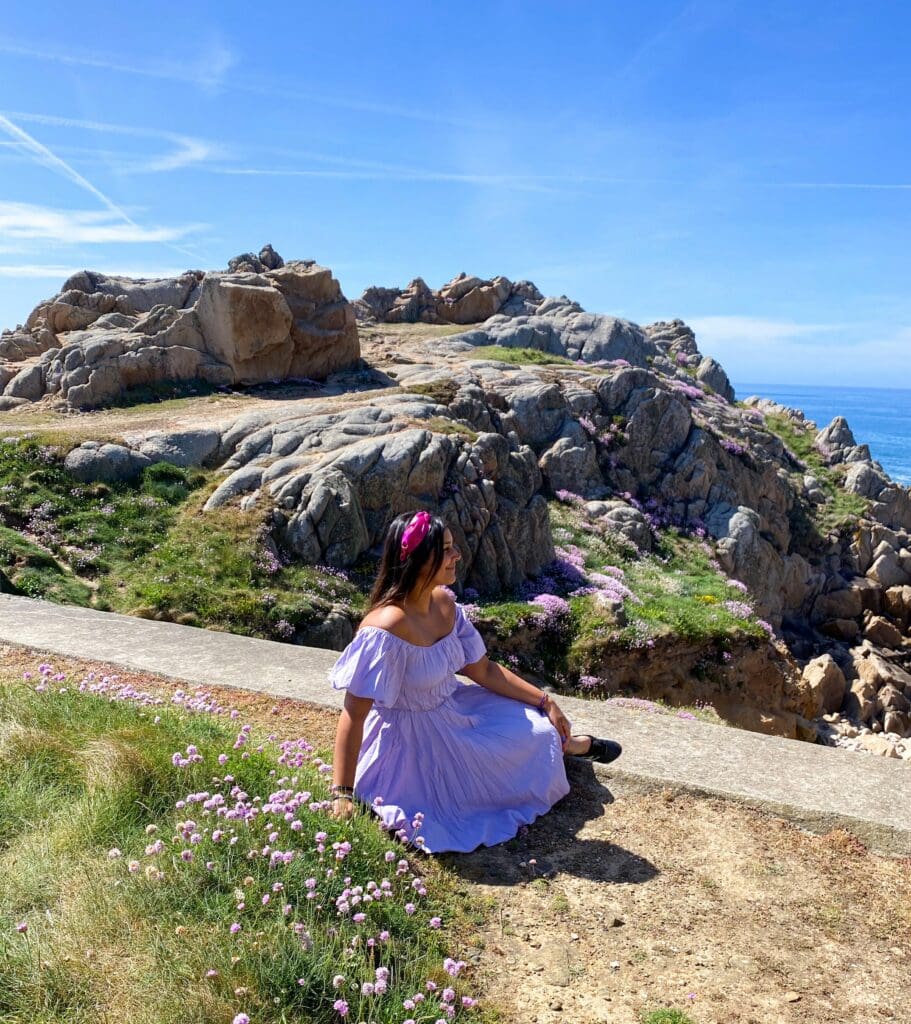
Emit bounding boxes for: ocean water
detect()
[735,382,911,486]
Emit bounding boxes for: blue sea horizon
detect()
[734,381,911,486]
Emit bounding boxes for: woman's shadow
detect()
[439,759,658,886]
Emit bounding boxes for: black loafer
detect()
[576,736,622,764]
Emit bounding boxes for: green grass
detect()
[0,668,492,1024]
[402,379,459,405]
[641,1010,697,1024]
[0,526,93,605]
[0,437,366,642]
[98,487,366,638]
[545,503,768,670]
[762,413,868,536]
[467,346,575,366]
[423,417,478,441]
[457,501,770,692]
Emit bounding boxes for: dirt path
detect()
[0,323,455,441]
[3,643,907,1024]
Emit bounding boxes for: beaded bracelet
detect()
[331,784,355,796]
[536,693,549,715]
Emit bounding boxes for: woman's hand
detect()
[546,698,572,748]
[331,795,355,819]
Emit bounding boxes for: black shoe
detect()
[576,736,622,764]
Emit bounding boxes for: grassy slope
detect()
[0,437,366,640]
[761,411,868,536]
[0,668,490,1024]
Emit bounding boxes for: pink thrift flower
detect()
[332,975,345,989]
[429,916,442,928]
[332,998,349,1017]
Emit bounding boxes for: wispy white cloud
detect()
[0,201,205,245]
[0,110,226,172]
[0,114,139,224]
[764,181,911,191]
[0,35,236,93]
[0,116,206,260]
[688,315,838,347]
[0,36,493,131]
[0,263,188,279]
[210,164,566,193]
[686,315,911,387]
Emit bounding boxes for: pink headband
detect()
[400,511,432,561]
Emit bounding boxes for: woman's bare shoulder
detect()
[359,604,408,635]
[433,587,457,630]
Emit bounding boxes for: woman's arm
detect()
[460,656,572,747]
[331,691,374,817]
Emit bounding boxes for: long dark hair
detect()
[366,511,447,612]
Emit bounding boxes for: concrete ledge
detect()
[2,594,909,856]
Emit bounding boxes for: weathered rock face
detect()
[198,394,553,594]
[1,248,359,409]
[444,299,660,367]
[354,273,543,325]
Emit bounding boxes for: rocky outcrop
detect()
[2,254,910,756]
[442,298,661,368]
[0,247,359,409]
[355,273,543,325]
[198,394,553,595]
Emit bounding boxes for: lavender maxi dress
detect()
[329,603,570,853]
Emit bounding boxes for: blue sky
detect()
[0,1,909,386]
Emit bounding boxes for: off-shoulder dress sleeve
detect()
[329,628,403,708]
[454,603,486,665]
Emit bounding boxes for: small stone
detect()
[784,991,802,1002]
[549,1001,563,1011]
[610,960,621,970]
[570,932,580,941]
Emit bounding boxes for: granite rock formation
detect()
[355,273,543,325]
[0,246,358,410]
[3,254,910,753]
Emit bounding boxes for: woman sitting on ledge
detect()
[329,510,622,853]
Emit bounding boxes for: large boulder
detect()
[132,429,221,468]
[267,262,359,379]
[4,364,44,400]
[695,356,735,402]
[447,302,659,367]
[815,416,870,464]
[64,442,152,483]
[196,273,294,380]
[0,249,360,408]
[800,654,847,717]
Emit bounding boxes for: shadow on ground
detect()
[441,760,659,886]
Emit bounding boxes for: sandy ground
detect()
[0,324,450,441]
[2,643,909,1024]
